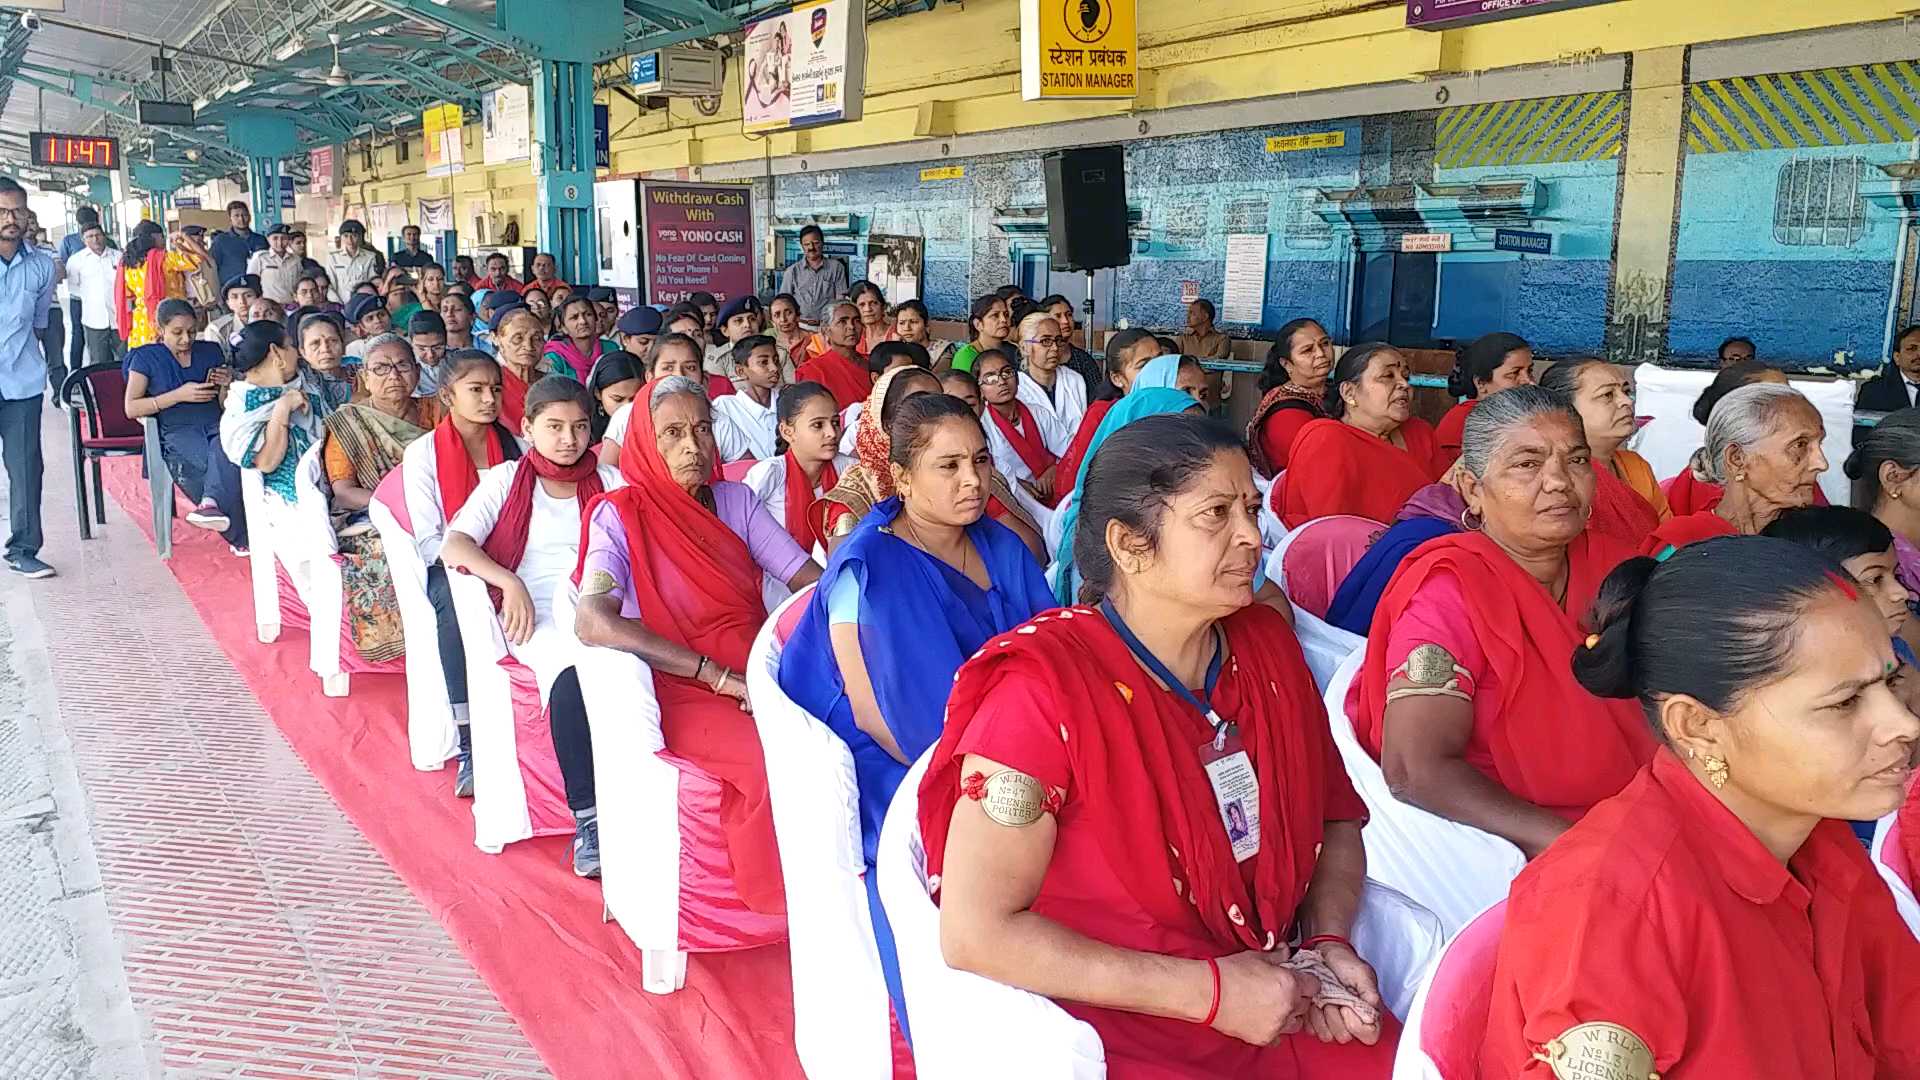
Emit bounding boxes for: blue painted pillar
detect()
[226,111,302,230]
[130,164,187,225]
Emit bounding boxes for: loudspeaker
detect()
[1044,145,1130,272]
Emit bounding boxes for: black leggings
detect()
[548,667,594,814]
[424,563,467,706]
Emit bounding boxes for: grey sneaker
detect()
[571,817,601,878]
[185,502,231,532]
[6,556,54,580]
[453,749,474,798]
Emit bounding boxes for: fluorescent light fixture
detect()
[273,36,306,61]
[193,96,209,111]
[226,77,254,95]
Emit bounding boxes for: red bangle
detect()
[1201,957,1221,1027]
[1299,934,1352,952]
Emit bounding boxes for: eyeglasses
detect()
[364,360,417,379]
[978,369,1016,384]
[1024,336,1070,349]
[415,344,447,360]
[0,207,24,220]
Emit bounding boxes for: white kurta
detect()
[400,431,530,565]
[1014,365,1088,455]
[981,408,1056,536]
[744,452,852,565]
[712,388,781,462]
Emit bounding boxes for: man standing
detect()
[65,222,122,368]
[777,224,847,325]
[0,178,55,578]
[248,224,303,304]
[521,251,566,294]
[59,206,99,381]
[209,200,268,291]
[326,219,382,301]
[392,224,437,271]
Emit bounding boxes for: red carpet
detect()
[104,458,808,1080]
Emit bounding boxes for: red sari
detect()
[1279,418,1444,529]
[1055,398,1113,491]
[500,365,532,429]
[794,348,872,410]
[1434,399,1477,471]
[1585,460,1664,548]
[577,379,784,914]
[1664,466,1827,516]
[1353,530,1656,820]
[1641,511,1738,557]
[921,604,1395,1078]
[1248,388,1324,478]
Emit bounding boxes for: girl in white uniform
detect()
[744,381,853,565]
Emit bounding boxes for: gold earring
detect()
[1703,755,1730,790]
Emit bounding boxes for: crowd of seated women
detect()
[192,276,1920,1080]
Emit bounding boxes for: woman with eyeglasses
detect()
[1013,311,1088,452]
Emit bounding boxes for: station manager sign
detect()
[1022,0,1136,100]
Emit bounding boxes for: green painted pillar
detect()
[226,111,302,229]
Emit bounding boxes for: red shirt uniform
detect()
[1481,751,1920,1080]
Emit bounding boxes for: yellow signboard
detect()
[1266,131,1346,153]
[422,103,465,177]
[920,165,965,182]
[1021,0,1136,100]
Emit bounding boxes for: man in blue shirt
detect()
[0,177,56,578]
[208,200,267,293]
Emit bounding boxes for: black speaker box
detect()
[1043,146,1130,272]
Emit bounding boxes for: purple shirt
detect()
[582,480,809,618]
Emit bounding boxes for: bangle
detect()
[694,656,708,682]
[1299,934,1353,953]
[1201,957,1221,1027]
[710,666,730,692]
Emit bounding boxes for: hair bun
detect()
[1842,446,1867,481]
[1571,556,1656,699]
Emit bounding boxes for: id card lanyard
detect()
[1099,598,1228,744]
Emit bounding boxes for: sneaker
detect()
[185,502,231,532]
[571,817,601,879]
[228,544,249,557]
[6,557,54,580]
[453,749,474,798]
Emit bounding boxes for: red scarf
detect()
[114,248,168,341]
[1641,510,1739,557]
[431,419,509,520]
[1434,398,1478,471]
[1585,460,1664,548]
[1277,417,1443,528]
[1354,530,1656,819]
[794,348,872,410]
[1054,399,1113,497]
[781,451,835,549]
[500,365,531,429]
[988,401,1058,496]
[573,378,764,670]
[482,450,605,609]
[921,604,1340,953]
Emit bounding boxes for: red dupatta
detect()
[114,248,167,341]
[920,603,1344,952]
[1434,399,1477,470]
[480,450,605,609]
[500,365,532,429]
[1054,398,1113,496]
[794,348,872,410]
[431,418,509,519]
[1641,510,1739,557]
[1278,417,1443,529]
[574,377,765,669]
[1585,460,1664,548]
[1353,530,1656,818]
[781,450,835,549]
[988,401,1058,484]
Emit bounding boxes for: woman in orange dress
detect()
[1538,357,1668,547]
[116,221,208,349]
[1279,343,1446,529]
[1644,383,1827,558]
[1434,332,1535,470]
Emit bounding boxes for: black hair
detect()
[663,302,704,329]
[1691,359,1780,426]
[966,293,1004,342]
[730,334,778,370]
[995,284,1023,302]
[1450,332,1531,399]
[485,251,509,266]
[1761,505,1894,565]
[798,224,825,243]
[1573,536,1857,736]
[389,288,419,308]
[940,368,979,393]
[587,350,644,397]
[1102,328,1160,396]
[973,344,1019,377]
[233,320,291,373]
[75,206,99,227]
[155,298,197,328]
[1189,297,1217,322]
[1038,293,1072,313]
[1718,336,1758,360]
[524,374,594,423]
[771,292,800,313]
[1847,409,1920,508]
[880,366,942,431]
[408,310,447,337]
[437,348,502,391]
[1536,356,1610,400]
[1010,297,1041,327]
[123,220,164,265]
[1258,318,1326,393]
[296,311,347,350]
[1073,412,1244,604]
[868,339,929,375]
[1155,335,1181,357]
[1896,326,1920,353]
[890,298,928,323]
[849,281,885,307]
[1323,341,1399,419]
[688,291,717,311]
[440,291,474,313]
[888,392,982,471]
[645,332,702,376]
[773,380,837,455]
[226,200,249,214]
[555,293,596,325]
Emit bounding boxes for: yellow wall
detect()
[334,0,1917,242]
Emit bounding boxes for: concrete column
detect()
[531,59,598,286]
[1605,46,1688,366]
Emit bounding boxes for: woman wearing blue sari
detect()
[778,390,1054,1030]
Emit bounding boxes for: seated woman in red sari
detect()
[1433,332,1534,470]
[1644,382,1827,558]
[1247,318,1335,478]
[1663,359,1790,515]
[491,304,548,429]
[794,301,871,409]
[1538,357,1669,547]
[1351,386,1656,858]
[1054,328,1168,486]
[1482,537,1920,1078]
[1279,343,1445,528]
[573,376,823,914]
[924,412,1398,1079]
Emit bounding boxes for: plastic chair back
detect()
[368,469,457,771]
[1871,811,1920,936]
[1391,901,1508,1080]
[62,363,142,443]
[1274,514,1382,621]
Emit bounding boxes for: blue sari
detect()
[778,496,1054,1036]
[1325,517,1460,635]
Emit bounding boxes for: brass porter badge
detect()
[1534,1022,1660,1080]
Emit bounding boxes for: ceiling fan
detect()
[313,32,409,88]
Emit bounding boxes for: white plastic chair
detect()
[1322,651,1526,936]
[366,470,459,772]
[241,440,349,696]
[745,587,894,1080]
[1390,901,1508,1080]
[1871,811,1920,937]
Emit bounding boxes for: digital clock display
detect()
[31,133,121,170]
